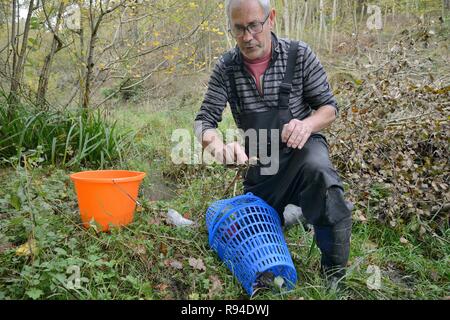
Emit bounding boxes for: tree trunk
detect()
[282,0,289,38]
[302,0,308,40]
[296,1,305,40]
[330,0,337,54]
[353,0,358,36]
[13,0,34,87]
[392,1,396,27]
[83,1,104,109]
[82,0,124,109]
[359,2,365,26]
[384,2,388,28]
[10,0,17,78]
[318,0,324,50]
[8,0,18,106]
[78,3,85,108]
[224,19,233,49]
[36,2,65,107]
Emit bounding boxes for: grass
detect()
[0,99,128,169]
[0,94,448,300]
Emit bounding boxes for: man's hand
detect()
[223,142,248,165]
[281,119,312,149]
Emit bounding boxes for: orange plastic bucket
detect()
[70,170,146,231]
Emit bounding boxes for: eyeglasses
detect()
[228,14,270,38]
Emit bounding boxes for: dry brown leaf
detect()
[132,244,147,256]
[208,275,223,298]
[159,243,168,256]
[188,257,206,272]
[156,283,169,291]
[148,216,162,225]
[358,213,367,222]
[169,259,183,270]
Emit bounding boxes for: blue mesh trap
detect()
[206,193,297,296]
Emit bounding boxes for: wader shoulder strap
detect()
[278,41,299,109]
[223,52,242,114]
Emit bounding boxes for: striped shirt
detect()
[194,33,337,138]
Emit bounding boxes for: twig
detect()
[222,158,258,198]
[222,166,245,198]
[387,111,439,124]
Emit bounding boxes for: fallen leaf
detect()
[148,216,162,225]
[16,239,38,257]
[156,283,169,291]
[188,257,206,272]
[400,237,409,244]
[354,210,367,222]
[358,213,367,222]
[132,244,147,256]
[169,259,183,270]
[208,275,223,298]
[159,243,168,256]
[419,226,427,235]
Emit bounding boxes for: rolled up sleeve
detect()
[302,45,338,115]
[194,58,229,141]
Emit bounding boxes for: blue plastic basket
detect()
[206,193,297,296]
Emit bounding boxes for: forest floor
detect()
[0,23,448,300]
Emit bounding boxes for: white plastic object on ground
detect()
[283,204,307,229]
[167,209,194,227]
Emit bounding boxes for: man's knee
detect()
[302,156,342,194]
[301,146,335,180]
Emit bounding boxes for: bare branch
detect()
[93,59,167,108]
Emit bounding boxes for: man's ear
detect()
[269,9,276,29]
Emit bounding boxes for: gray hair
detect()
[225,0,271,21]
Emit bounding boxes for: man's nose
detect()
[242,29,254,42]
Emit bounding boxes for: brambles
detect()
[328,29,449,233]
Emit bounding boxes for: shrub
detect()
[0,98,129,168]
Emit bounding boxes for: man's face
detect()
[229,0,275,61]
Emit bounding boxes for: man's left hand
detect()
[281,119,312,149]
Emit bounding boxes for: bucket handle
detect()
[112,179,142,207]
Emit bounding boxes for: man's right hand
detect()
[223,142,248,165]
[201,130,248,166]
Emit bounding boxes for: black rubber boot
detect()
[313,187,353,290]
[314,215,352,289]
